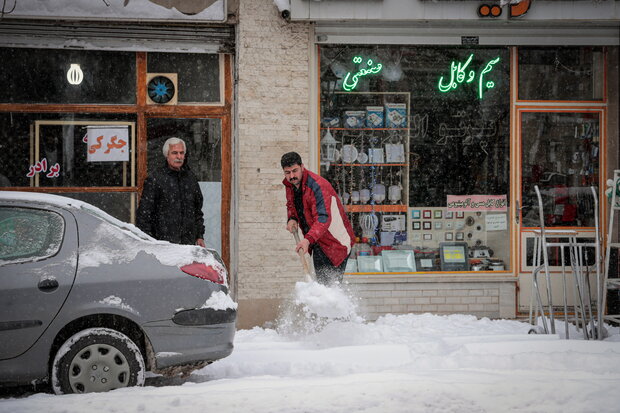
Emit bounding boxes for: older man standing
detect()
[137,137,205,247]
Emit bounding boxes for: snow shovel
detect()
[293,229,314,282]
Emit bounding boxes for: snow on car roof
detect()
[0,191,147,237]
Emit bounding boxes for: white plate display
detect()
[341,145,358,163]
[357,151,369,164]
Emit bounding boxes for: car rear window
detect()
[0,207,64,263]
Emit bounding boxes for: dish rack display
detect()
[319,92,410,255]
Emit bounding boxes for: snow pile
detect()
[201,291,238,311]
[293,281,359,320]
[275,280,363,337]
[3,313,620,412]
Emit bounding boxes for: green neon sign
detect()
[342,56,383,91]
[438,54,500,99]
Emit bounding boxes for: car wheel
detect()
[52,328,145,394]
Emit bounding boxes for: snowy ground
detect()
[2,281,620,413]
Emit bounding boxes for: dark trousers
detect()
[312,245,348,285]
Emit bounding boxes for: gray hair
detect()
[162,137,186,157]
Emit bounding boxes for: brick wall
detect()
[236,0,313,325]
[347,276,516,320]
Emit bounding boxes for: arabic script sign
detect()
[438,54,500,99]
[87,126,129,162]
[342,56,383,92]
[446,195,507,212]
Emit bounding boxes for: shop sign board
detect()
[86,126,129,162]
[7,0,226,22]
[446,194,508,212]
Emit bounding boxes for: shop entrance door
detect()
[516,109,603,313]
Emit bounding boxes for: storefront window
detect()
[147,53,221,103]
[0,113,136,188]
[319,45,511,273]
[518,47,605,101]
[520,111,600,228]
[0,48,136,104]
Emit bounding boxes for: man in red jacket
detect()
[281,152,355,285]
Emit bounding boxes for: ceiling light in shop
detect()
[67,64,83,85]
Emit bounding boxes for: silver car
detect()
[0,192,236,394]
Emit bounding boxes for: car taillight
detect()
[181,262,225,284]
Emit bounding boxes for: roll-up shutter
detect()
[0,19,235,53]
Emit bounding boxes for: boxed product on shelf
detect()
[344,110,366,128]
[321,116,340,128]
[385,103,407,128]
[365,106,384,128]
[381,214,406,231]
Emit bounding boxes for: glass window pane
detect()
[146,118,222,182]
[525,237,595,267]
[145,118,222,254]
[52,192,135,223]
[0,113,136,188]
[521,112,600,228]
[147,53,220,103]
[0,48,136,104]
[0,207,64,263]
[518,47,605,101]
[320,45,511,273]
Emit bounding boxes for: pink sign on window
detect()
[446,195,508,212]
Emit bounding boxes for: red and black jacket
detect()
[283,168,355,266]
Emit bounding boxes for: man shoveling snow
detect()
[281,151,355,285]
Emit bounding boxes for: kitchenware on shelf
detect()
[351,190,360,203]
[357,151,369,164]
[341,144,358,163]
[368,148,384,164]
[385,143,405,163]
[388,184,402,204]
[343,192,351,205]
[372,183,386,203]
[321,128,338,162]
[360,188,371,204]
[359,213,379,239]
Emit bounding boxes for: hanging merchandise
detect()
[372,183,386,203]
[359,213,379,239]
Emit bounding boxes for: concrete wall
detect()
[236,0,313,328]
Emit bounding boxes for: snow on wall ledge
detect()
[6,0,226,22]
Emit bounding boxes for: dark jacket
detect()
[137,163,204,245]
[283,168,355,266]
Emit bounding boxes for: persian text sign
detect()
[87,126,129,162]
[446,195,507,212]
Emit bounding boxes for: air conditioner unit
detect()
[146,73,178,105]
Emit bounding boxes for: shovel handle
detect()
[292,230,311,276]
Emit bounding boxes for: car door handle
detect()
[38,278,59,292]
